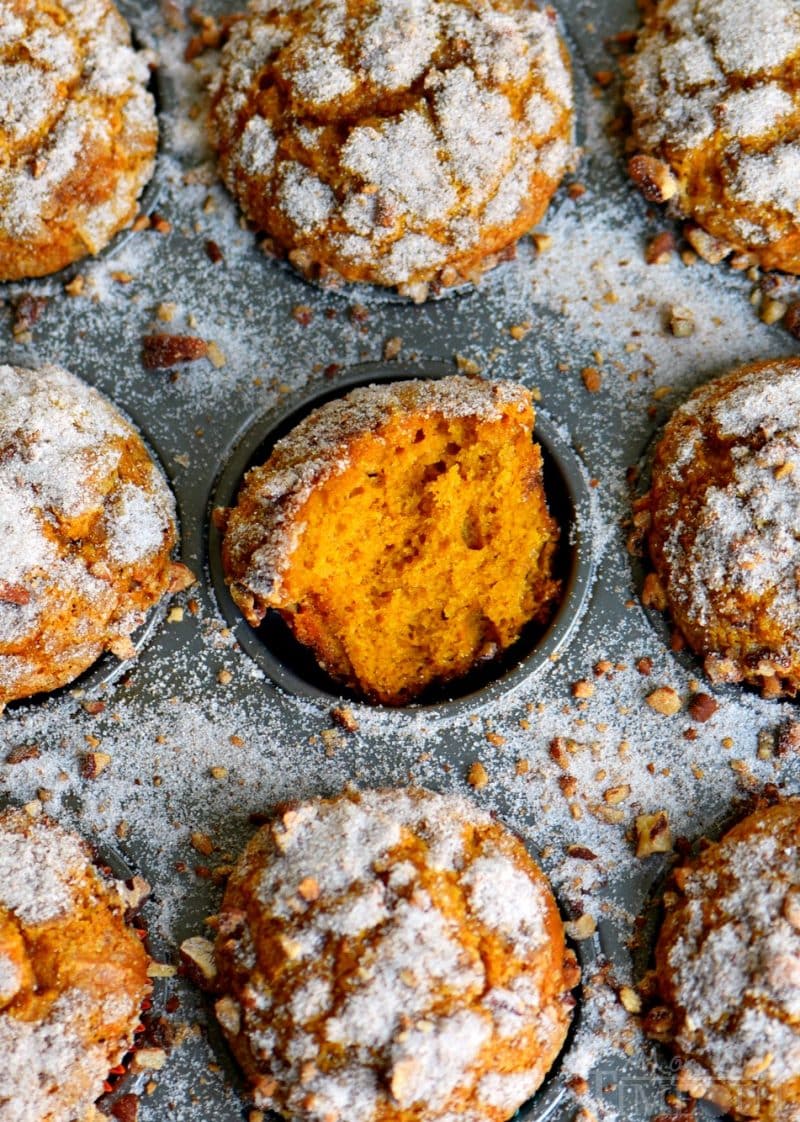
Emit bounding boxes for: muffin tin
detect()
[2,1,799,1121]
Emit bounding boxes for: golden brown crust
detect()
[0,0,157,282]
[219,377,561,705]
[212,787,579,1122]
[654,800,800,1122]
[644,358,800,698]
[0,809,151,1122]
[624,0,800,273]
[0,364,185,707]
[210,0,574,300]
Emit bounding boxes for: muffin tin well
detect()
[207,360,595,713]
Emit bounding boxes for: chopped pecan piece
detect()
[142,334,208,369]
[629,155,679,203]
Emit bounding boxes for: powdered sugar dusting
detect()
[0,990,102,1122]
[389,1010,492,1108]
[721,84,794,141]
[732,145,800,217]
[462,846,546,952]
[0,809,93,926]
[0,952,20,1003]
[341,110,458,225]
[652,361,800,643]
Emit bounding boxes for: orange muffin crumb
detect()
[218,377,561,704]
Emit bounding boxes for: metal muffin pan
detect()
[2,1,799,1121]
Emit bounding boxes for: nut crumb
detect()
[565,913,596,940]
[646,686,681,716]
[581,366,603,393]
[628,155,678,202]
[635,811,672,858]
[81,751,111,779]
[645,231,675,265]
[190,832,214,856]
[142,334,208,369]
[382,336,402,360]
[669,305,695,337]
[619,985,642,1014]
[331,707,359,732]
[454,354,481,376]
[687,693,718,723]
[467,761,489,789]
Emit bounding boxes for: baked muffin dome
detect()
[654,799,800,1121]
[211,787,579,1122]
[0,0,157,282]
[0,364,189,708]
[0,807,151,1122]
[624,0,800,272]
[644,358,800,698]
[210,0,574,300]
[217,376,561,705]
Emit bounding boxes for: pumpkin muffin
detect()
[216,376,561,705]
[0,0,158,281]
[0,364,192,709]
[0,807,151,1122]
[204,787,579,1122]
[652,799,800,1121]
[624,0,800,272]
[210,0,574,301]
[642,358,800,698]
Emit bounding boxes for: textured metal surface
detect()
[2,1,799,1121]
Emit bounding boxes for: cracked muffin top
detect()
[0,364,190,709]
[654,799,800,1122]
[625,0,800,272]
[642,358,800,698]
[0,0,158,281]
[210,786,579,1122]
[0,807,151,1122]
[210,0,574,300]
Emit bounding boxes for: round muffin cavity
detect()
[624,0,800,272]
[654,799,800,1121]
[0,807,151,1122]
[210,0,574,300]
[643,358,800,698]
[0,0,157,281]
[0,364,190,708]
[210,787,579,1122]
[217,376,562,706]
